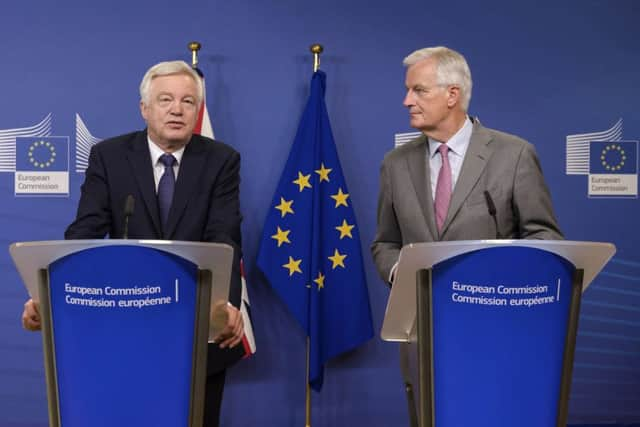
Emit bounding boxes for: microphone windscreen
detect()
[124,195,135,217]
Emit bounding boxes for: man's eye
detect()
[158,97,172,105]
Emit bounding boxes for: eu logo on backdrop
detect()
[588,140,637,197]
[0,114,101,197]
[15,136,69,196]
[589,141,637,174]
[566,119,638,198]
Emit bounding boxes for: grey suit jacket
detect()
[371,119,563,282]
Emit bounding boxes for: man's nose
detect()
[403,90,414,107]
[169,101,183,115]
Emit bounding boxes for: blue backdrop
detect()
[0,0,638,426]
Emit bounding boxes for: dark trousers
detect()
[203,370,226,427]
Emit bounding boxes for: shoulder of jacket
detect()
[383,134,426,164]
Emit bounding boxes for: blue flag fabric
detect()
[257,71,374,391]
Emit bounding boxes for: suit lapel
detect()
[164,137,206,238]
[405,136,438,241]
[126,132,162,237]
[441,121,493,235]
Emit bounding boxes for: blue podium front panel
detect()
[432,246,575,427]
[48,245,198,427]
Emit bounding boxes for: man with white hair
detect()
[22,60,244,426]
[371,46,563,284]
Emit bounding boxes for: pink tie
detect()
[434,144,452,232]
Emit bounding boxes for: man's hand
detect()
[22,299,41,331]
[213,303,244,349]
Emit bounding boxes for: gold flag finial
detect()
[188,41,202,68]
[310,43,324,72]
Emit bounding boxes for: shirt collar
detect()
[147,137,186,166]
[428,116,473,158]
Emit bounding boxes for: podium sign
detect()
[381,240,616,427]
[10,240,233,427]
[432,246,574,426]
[50,246,198,426]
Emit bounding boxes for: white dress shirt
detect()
[147,138,185,192]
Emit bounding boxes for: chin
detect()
[409,119,425,130]
[166,132,191,141]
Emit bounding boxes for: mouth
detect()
[166,121,185,129]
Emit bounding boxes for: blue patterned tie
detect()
[157,153,176,229]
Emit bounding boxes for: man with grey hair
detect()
[371,46,563,284]
[21,60,243,426]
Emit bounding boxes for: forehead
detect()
[405,58,438,85]
[149,73,197,95]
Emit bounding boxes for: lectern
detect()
[381,240,615,427]
[10,239,234,427]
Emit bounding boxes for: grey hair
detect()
[403,46,472,111]
[139,60,203,105]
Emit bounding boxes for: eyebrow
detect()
[155,92,196,100]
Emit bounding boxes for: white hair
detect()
[403,46,472,111]
[139,60,203,105]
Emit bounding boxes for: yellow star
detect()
[271,226,291,247]
[293,172,312,192]
[330,188,349,208]
[315,163,332,182]
[313,272,325,290]
[275,197,294,218]
[283,256,302,276]
[335,219,354,239]
[328,249,347,269]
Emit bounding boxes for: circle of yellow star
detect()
[275,197,294,218]
[28,140,56,169]
[331,188,349,208]
[600,144,625,171]
[283,256,302,276]
[335,219,355,239]
[271,226,291,247]
[328,249,347,269]
[315,163,332,182]
[313,272,325,290]
[293,171,312,192]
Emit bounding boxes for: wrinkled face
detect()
[140,73,199,151]
[403,58,454,134]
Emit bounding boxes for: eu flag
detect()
[16,137,69,171]
[589,140,638,174]
[257,71,373,391]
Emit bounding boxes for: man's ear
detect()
[446,85,460,108]
[140,101,148,121]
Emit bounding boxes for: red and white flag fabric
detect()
[193,68,256,358]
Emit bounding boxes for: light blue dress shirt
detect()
[427,116,473,197]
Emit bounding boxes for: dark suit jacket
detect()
[65,130,244,374]
[371,119,563,282]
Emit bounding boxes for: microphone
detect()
[483,191,502,239]
[123,195,135,239]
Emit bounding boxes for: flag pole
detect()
[305,336,311,427]
[310,43,323,73]
[305,43,323,427]
[188,41,201,68]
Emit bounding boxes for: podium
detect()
[381,240,616,427]
[10,239,234,427]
